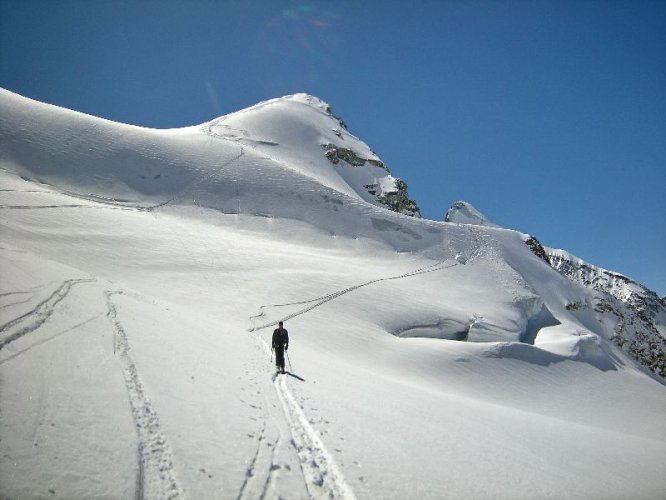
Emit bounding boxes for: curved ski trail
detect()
[0,278,95,350]
[249,259,463,332]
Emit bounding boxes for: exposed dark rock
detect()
[322,104,348,130]
[321,144,420,217]
[367,159,385,169]
[525,236,551,265]
[321,143,387,170]
[376,179,421,217]
[547,250,666,379]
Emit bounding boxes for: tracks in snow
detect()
[139,146,245,211]
[0,281,183,498]
[274,373,356,499]
[249,260,462,332]
[1,145,245,213]
[0,278,95,350]
[239,337,356,500]
[242,252,485,497]
[105,291,183,500]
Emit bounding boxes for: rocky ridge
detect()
[444,200,665,379]
[546,250,666,377]
[541,247,665,378]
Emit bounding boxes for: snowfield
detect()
[1,88,665,499]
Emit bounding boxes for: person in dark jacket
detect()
[272,321,289,373]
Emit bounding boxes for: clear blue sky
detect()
[1,0,664,296]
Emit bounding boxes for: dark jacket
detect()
[272,327,289,351]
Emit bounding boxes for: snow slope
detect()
[1,88,665,499]
[444,200,500,228]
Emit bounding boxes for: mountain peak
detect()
[280,93,331,110]
[204,92,419,217]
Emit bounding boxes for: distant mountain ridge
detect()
[546,247,666,378]
[444,201,666,378]
[516,232,666,378]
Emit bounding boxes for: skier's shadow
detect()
[286,371,305,382]
[272,371,306,382]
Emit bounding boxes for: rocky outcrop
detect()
[525,236,551,265]
[321,143,420,217]
[321,144,387,171]
[375,179,420,218]
[544,248,666,379]
[322,104,348,131]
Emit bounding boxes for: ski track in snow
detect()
[142,146,245,211]
[249,260,463,332]
[244,337,356,500]
[274,373,357,500]
[248,225,493,332]
[0,145,244,213]
[0,204,127,210]
[105,291,183,500]
[237,340,310,500]
[238,374,311,500]
[0,313,102,366]
[0,278,95,350]
[240,235,485,498]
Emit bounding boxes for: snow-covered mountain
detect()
[1,88,665,499]
[447,202,666,380]
[545,246,666,377]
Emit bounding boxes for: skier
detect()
[272,321,289,374]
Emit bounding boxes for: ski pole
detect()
[286,350,293,372]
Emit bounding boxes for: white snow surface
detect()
[1,88,665,499]
[444,201,500,228]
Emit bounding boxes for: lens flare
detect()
[255,2,340,93]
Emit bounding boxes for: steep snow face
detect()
[1,89,665,499]
[444,200,499,227]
